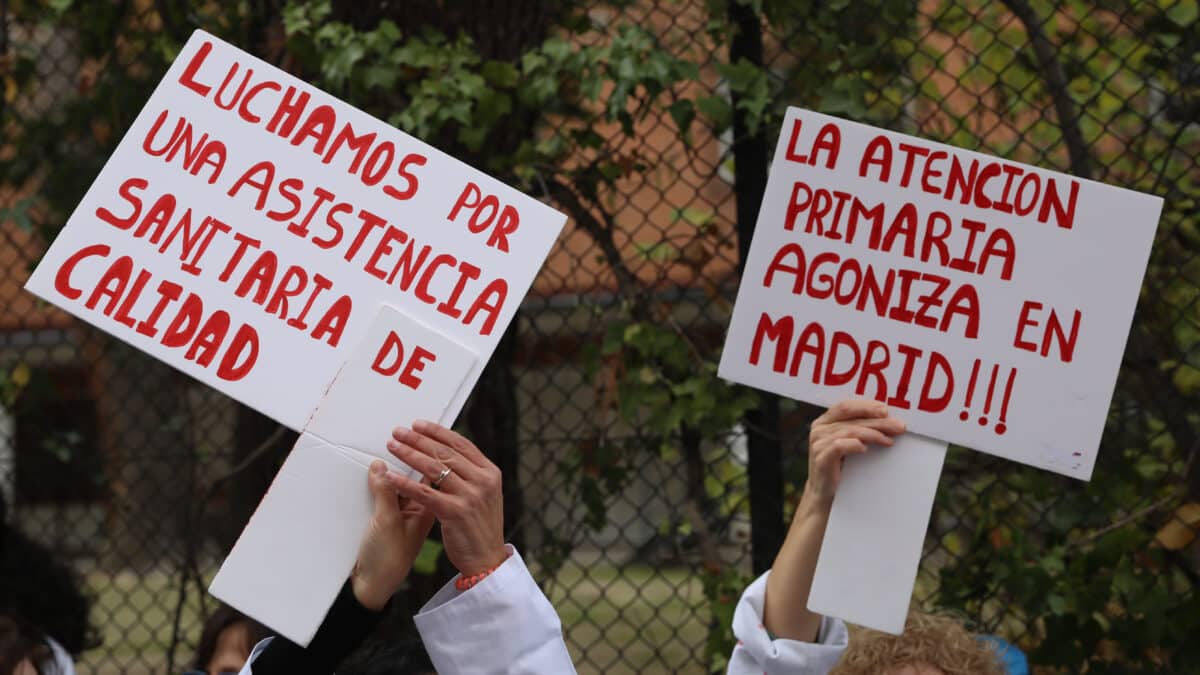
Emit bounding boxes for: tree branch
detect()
[544,177,645,313]
[1067,491,1179,549]
[1001,0,1092,179]
[207,424,290,492]
[1151,121,1189,196]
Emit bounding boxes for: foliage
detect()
[919,1,1200,671]
[0,1,272,237]
[1,0,1196,670]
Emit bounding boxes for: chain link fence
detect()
[1,0,1197,673]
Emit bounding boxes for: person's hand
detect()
[806,399,906,505]
[351,461,436,611]
[386,421,509,578]
[761,399,907,641]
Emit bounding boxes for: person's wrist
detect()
[456,545,509,578]
[798,485,835,517]
[350,565,399,612]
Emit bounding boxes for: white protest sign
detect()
[24,30,566,432]
[720,107,1162,633]
[23,29,568,644]
[720,108,1161,480]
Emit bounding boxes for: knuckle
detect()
[468,490,488,509]
[485,475,502,495]
[443,493,464,514]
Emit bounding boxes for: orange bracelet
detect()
[455,560,505,591]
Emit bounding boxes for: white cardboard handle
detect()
[807,433,948,634]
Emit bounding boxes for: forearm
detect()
[763,490,832,642]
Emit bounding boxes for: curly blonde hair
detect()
[828,610,1006,675]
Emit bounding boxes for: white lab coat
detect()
[45,637,76,675]
[726,571,848,674]
[239,545,576,674]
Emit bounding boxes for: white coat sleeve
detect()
[46,637,77,675]
[414,545,577,675]
[238,637,272,675]
[726,570,848,675]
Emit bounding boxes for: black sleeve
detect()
[248,580,384,675]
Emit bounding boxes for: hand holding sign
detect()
[387,422,509,578]
[762,400,909,643]
[351,461,436,611]
[804,399,906,503]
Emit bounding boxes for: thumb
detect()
[368,461,401,520]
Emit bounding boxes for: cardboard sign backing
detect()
[808,434,948,634]
[304,303,477,470]
[209,433,374,646]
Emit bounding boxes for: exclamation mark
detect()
[978,363,999,426]
[960,359,981,421]
[994,368,1017,435]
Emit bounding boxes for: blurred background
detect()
[0,0,1196,672]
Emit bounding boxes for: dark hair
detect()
[0,499,97,673]
[192,604,272,671]
[337,598,434,675]
[0,615,53,675]
[338,637,434,675]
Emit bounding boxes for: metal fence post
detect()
[728,0,785,575]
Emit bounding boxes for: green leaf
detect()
[415,535,448,571]
[1167,1,1197,27]
[671,207,715,227]
[632,241,677,262]
[1047,593,1069,615]
[362,65,397,90]
[481,61,520,88]
[542,37,572,62]
[1134,454,1168,480]
[694,95,732,131]
[667,99,695,141]
[601,325,626,355]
